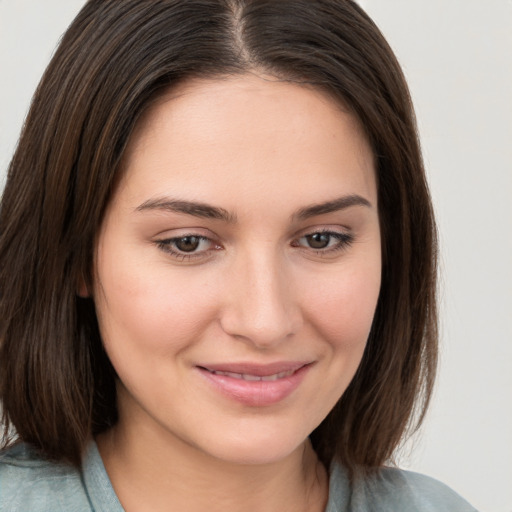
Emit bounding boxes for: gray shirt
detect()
[0,442,477,511]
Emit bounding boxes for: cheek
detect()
[94,245,219,357]
[303,261,381,353]
[291,261,381,429]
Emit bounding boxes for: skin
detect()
[93,74,381,512]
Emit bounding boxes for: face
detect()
[93,74,381,465]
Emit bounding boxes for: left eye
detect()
[294,231,353,251]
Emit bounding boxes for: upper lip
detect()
[197,361,312,377]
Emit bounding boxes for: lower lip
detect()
[197,365,311,407]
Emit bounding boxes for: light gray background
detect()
[1,1,511,511]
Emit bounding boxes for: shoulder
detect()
[0,443,92,512]
[358,466,478,511]
[327,463,478,512]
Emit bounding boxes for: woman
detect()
[0,1,477,510]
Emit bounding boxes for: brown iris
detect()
[175,236,201,252]
[305,233,331,249]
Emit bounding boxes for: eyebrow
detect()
[135,198,237,223]
[135,194,372,222]
[293,194,372,220]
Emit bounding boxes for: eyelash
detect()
[292,230,354,255]
[155,229,354,261]
[156,235,217,261]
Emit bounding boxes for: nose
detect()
[219,250,303,349]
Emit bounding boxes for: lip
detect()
[196,361,313,407]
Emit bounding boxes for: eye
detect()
[304,232,334,249]
[173,235,203,252]
[292,230,353,254]
[155,234,221,260]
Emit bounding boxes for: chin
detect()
[193,422,311,466]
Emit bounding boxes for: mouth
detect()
[196,362,313,406]
[202,368,297,382]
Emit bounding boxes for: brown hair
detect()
[0,0,437,474]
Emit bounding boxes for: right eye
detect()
[171,235,204,252]
[155,234,221,261]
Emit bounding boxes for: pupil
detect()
[307,233,330,249]
[176,236,200,252]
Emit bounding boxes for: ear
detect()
[77,273,91,298]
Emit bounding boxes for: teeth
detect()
[243,374,261,381]
[209,369,295,381]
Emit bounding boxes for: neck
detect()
[97,422,328,512]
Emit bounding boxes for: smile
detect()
[197,362,313,407]
[205,369,296,381]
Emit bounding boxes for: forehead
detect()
[117,74,376,212]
